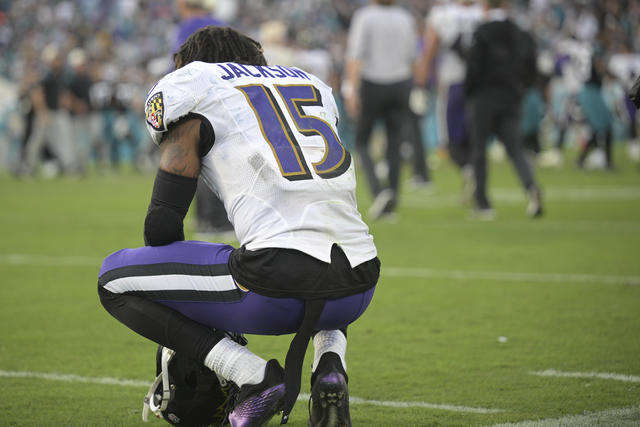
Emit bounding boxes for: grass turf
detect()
[0,152,639,426]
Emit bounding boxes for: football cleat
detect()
[368,189,395,221]
[228,359,285,427]
[472,206,495,221]
[527,187,543,218]
[308,352,351,427]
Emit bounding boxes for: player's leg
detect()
[468,94,494,212]
[309,329,350,427]
[355,80,384,198]
[50,111,78,175]
[577,130,597,168]
[446,83,471,169]
[99,241,288,426]
[308,286,375,427]
[376,80,411,217]
[404,111,430,187]
[20,112,48,175]
[99,241,369,426]
[603,128,613,169]
[495,108,542,217]
[445,83,475,204]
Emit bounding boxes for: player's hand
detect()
[345,93,361,119]
[409,87,429,116]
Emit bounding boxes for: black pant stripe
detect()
[124,289,242,302]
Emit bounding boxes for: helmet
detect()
[142,346,238,426]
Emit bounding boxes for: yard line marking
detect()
[2,254,639,286]
[383,267,640,286]
[403,186,640,209]
[0,370,503,414]
[408,219,640,233]
[343,396,502,413]
[492,405,640,426]
[0,370,150,387]
[531,369,640,383]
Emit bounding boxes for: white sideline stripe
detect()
[105,274,237,294]
[2,253,639,286]
[403,186,640,209]
[0,370,503,414]
[493,405,640,427]
[383,267,640,286]
[410,219,640,233]
[532,369,640,383]
[0,370,150,387]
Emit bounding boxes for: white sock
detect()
[312,330,347,373]
[204,337,267,387]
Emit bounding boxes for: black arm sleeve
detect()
[144,170,198,246]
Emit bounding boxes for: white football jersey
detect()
[427,2,484,85]
[144,61,377,267]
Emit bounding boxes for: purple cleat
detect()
[308,352,351,427]
[228,359,285,427]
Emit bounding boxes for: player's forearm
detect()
[143,169,197,246]
[414,28,438,87]
[144,118,202,246]
[342,59,362,98]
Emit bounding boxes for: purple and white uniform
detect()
[99,62,377,335]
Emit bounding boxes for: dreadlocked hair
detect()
[174,26,267,68]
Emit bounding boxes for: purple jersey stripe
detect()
[99,241,234,276]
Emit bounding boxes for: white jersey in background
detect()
[144,61,376,266]
[608,53,640,89]
[556,38,593,94]
[426,1,483,85]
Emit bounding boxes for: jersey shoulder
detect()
[144,62,225,144]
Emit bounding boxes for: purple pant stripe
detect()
[99,240,234,276]
[159,286,376,335]
[447,83,468,144]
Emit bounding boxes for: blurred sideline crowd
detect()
[0,0,638,179]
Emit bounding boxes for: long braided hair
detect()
[174,26,267,68]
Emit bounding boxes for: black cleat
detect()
[228,359,285,427]
[308,352,351,427]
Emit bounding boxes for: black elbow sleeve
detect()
[144,169,198,246]
[144,205,186,246]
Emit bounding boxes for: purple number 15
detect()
[236,84,351,181]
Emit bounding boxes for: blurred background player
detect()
[343,0,418,220]
[576,55,614,169]
[415,0,484,204]
[18,46,78,177]
[630,73,640,109]
[608,42,640,163]
[465,0,543,218]
[538,22,593,168]
[67,48,97,175]
[174,0,234,240]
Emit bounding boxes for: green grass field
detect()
[1,151,639,426]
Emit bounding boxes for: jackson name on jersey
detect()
[144,61,377,267]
